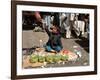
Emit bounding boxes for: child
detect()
[45,25,63,52]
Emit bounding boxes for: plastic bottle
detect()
[73,46,82,58]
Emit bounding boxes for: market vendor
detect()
[45,25,63,52]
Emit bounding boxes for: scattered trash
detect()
[39,39,43,47]
[62,62,65,65]
[83,62,88,66]
[41,66,45,68]
[73,46,82,58]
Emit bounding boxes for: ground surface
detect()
[22,29,89,68]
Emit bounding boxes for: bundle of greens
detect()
[53,54,62,63]
[29,52,69,64]
[46,55,54,63]
[61,55,68,61]
[38,55,45,63]
[30,54,39,63]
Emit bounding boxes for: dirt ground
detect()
[22,30,89,68]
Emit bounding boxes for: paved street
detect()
[22,29,89,68]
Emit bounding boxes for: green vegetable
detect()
[46,55,54,63]
[53,54,62,63]
[61,55,68,61]
[38,56,45,63]
[29,54,69,64]
[30,54,39,63]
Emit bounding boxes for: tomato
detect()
[62,50,69,54]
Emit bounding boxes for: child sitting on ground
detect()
[45,25,63,53]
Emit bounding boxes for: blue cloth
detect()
[45,45,62,52]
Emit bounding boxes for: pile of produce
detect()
[30,54,39,63]
[29,51,69,64]
[23,48,79,68]
[29,54,69,64]
[29,49,78,67]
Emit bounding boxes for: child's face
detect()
[52,28,57,33]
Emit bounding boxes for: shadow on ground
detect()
[23,25,35,30]
[75,37,89,53]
